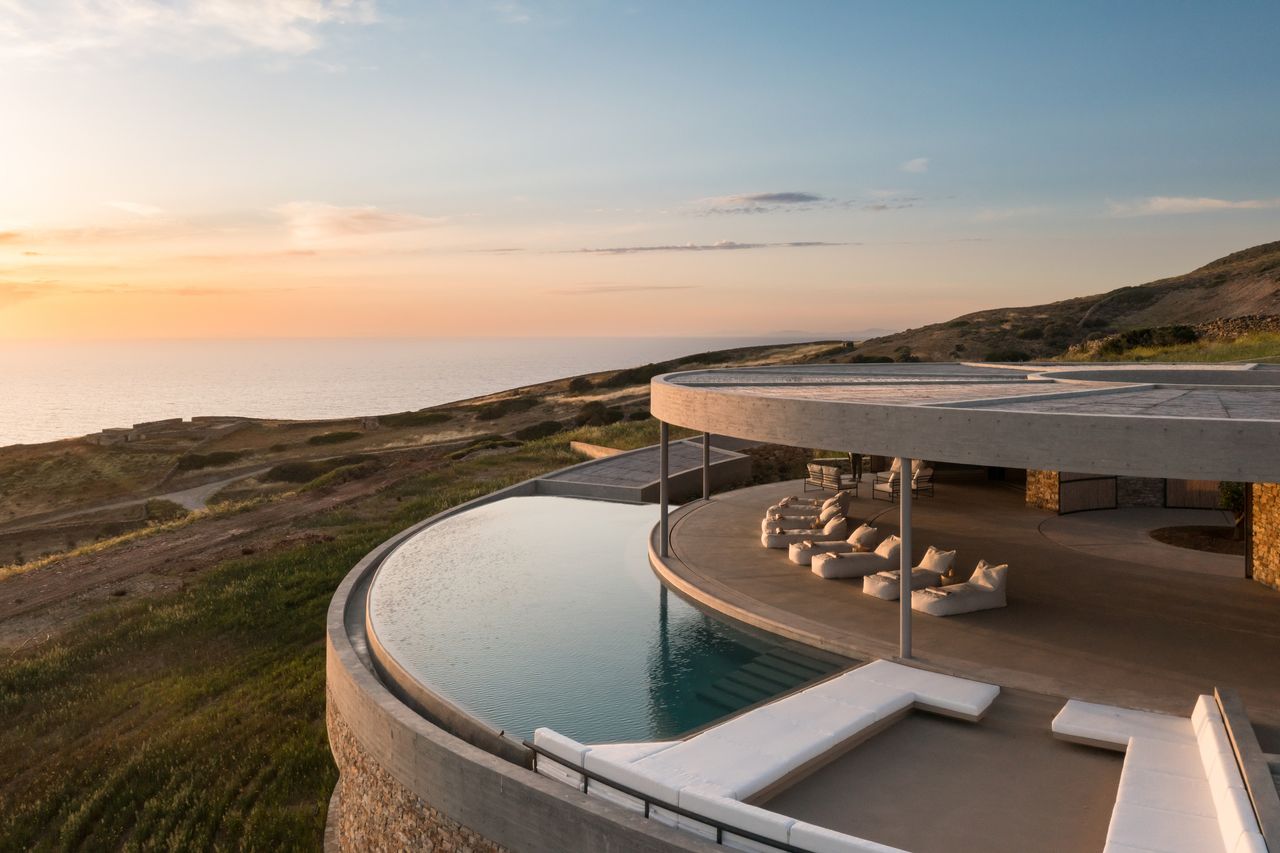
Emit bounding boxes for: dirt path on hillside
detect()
[0,453,438,652]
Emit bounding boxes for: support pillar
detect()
[660,421,670,557]
[899,456,913,660]
[702,432,712,501]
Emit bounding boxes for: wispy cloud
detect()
[548,284,699,295]
[901,157,930,173]
[571,240,847,255]
[492,1,532,24]
[273,201,445,244]
[107,201,165,217]
[0,0,379,61]
[698,191,830,215]
[1107,196,1280,216]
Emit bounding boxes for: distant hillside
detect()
[845,239,1280,362]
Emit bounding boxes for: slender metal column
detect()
[659,421,670,557]
[899,456,913,660]
[702,432,712,501]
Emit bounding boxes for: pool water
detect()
[367,495,848,743]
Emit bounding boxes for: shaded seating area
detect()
[532,660,999,853]
[787,523,880,566]
[862,546,956,600]
[805,456,860,494]
[1051,695,1271,853]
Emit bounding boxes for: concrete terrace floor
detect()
[763,687,1122,853]
[663,473,1280,741]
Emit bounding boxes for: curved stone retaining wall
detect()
[325,477,715,852]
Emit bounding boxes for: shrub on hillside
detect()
[475,396,539,421]
[603,363,668,388]
[381,411,452,428]
[1016,326,1044,340]
[743,445,813,485]
[983,349,1031,362]
[514,420,564,441]
[567,377,594,392]
[307,431,361,446]
[300,459,383,492]
[1097,325,1199,357]
[262,455,375,483]
[176,450,244,471]
[144,498,189,523]
[573,401,624,426]
[626,411,649,421]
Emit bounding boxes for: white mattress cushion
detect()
[852,659,999,719]
[533,728,588,766]
[1051,699,1196,749]
[789,821,907,853]
[1124,736,1207,780]
[583,753,687,804]
[803,674,915,722]
[847,524,878,550]
[873,535,901,560]
[1233,831,1268,853]
[1104,801,1224,853]
[679,785,795,844]
[586,740,679,764]
[1116,757,1216,819]
[631,735,786,800]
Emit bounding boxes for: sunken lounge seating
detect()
[862,546,956,600]
[762,515,849,549]
[911,560,1007,616]
[1051,696,1268,853]
[810,535,901,579]
[787,523,880,566]
[532,660,1000,853]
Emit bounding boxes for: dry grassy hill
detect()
[846,239,1280,362]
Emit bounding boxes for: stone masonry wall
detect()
[1250,484,1280,591]
[326,690,506,853]
[1117,476,1165,508]
[1026,469,1059,512]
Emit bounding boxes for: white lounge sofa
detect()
[787,523,879,566]
[911,560,1006,615]
[1051,696,1267,853]
[769,489,855,514]
[862,546,956,600]
[762,515,849,549]
[533,660,1000,853]
[811,535,901,579]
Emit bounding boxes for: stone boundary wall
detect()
[1117,476,1165,508]
[1250,484,1280,591]
[1026,469,1059,512]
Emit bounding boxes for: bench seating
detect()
[1051,697,1267,853]
[533,660,999,852]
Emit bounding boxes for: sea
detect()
[0,337,806,448]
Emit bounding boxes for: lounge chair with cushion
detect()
[762,498,845,532]
[862,546,956,600]
[872,459,934,502]
[911,560,1007,615]
[762,515,849,549]
[811,534,901,579]
[788,523,879,566]
[767,489,854,516]
[804,459,860,494]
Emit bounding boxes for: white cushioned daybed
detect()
[788,524,880,566]
[910,560,1006,615]
[1051,697,1267,853]
[762,516,849,549]
[763,501,844,532]
[862,547,956,600]
[810,535,901,579]
[769,490,855,513]
[533,660,1000,852]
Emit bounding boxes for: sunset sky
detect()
[2,0,1279,340]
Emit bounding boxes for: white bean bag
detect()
[762,516,848,549]
[769,490,854,513]
[911,561,1007,616]
[811,535,900,579]
[787,524,879,566]
[763,502,842,531]
[862,568,943,600]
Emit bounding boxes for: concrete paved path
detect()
[1039,507,1243,577]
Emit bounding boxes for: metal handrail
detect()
[524,741,813,853]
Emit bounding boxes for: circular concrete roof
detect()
[650,362,1280,482]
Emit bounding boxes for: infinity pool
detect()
[367,495,846,743]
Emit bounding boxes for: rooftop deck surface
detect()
[662,475,1280,741]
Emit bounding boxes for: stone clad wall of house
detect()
[1026,469,1059,512]
[1249,484,1280,590]
[1116,477,1165,508]
[326,694,505,853]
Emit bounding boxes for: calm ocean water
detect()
[0,337,800,447]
